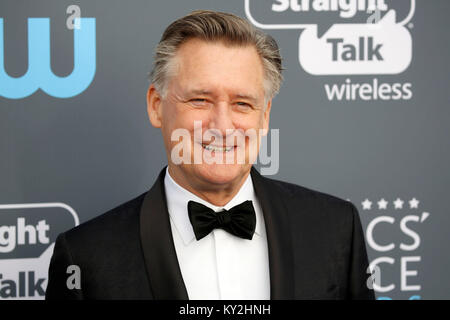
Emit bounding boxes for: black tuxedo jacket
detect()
[46,166,375,300]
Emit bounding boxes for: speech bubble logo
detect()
[0,202,79,300]
[245,0,415,36]
[245,0,415,75]
[299,10,412,75]
[0,243,55,300]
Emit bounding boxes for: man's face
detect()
[147,38,271,190]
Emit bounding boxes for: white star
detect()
[394,198,404,209]
[409,198,420,209]
[362,199,372,210]
[377,198,388,210]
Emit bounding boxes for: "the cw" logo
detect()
[0,17,96,99]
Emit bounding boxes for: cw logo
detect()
[0,17,96,99]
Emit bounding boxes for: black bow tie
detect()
[187,200,256,241]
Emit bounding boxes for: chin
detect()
[194,163,249,186]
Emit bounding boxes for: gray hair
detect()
[150,10,283,102]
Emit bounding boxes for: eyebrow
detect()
[185,89,213,96]
[184,90,259,103]
[233,93,258,103]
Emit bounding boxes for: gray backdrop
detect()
[0,0,449,299]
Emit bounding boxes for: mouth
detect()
[200,143,236,153]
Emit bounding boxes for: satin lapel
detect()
[251,167,295,299]
[139,167,189,299]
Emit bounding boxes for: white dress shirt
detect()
[164,167,271,300]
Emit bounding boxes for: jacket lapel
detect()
[139,166,295,300]
[139,167,189,299]
[251,167,295,299]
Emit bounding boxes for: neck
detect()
[167,165,250,207]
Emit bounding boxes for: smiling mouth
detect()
[201,143,236,152]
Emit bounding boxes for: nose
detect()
[208,101,235,137]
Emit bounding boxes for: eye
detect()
[189,98,208,107]
[235,101,252,110]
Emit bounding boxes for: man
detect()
[46,10,375,300]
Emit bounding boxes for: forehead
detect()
[169,38,265,97]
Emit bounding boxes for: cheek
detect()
[161,103,188,129]
[163,106,211,139]
[233,112,265,131]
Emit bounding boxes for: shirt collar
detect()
[164,167,263,245]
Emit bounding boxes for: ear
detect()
[262,99,272,136]
[146,84,163,128]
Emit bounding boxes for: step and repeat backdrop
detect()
[1,0,449,300]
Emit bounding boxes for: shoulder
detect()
[48,192,151,297]
[256,174,359,234]
[61,192,148,250]
[259,175,362,253]
[260,174,356,213]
